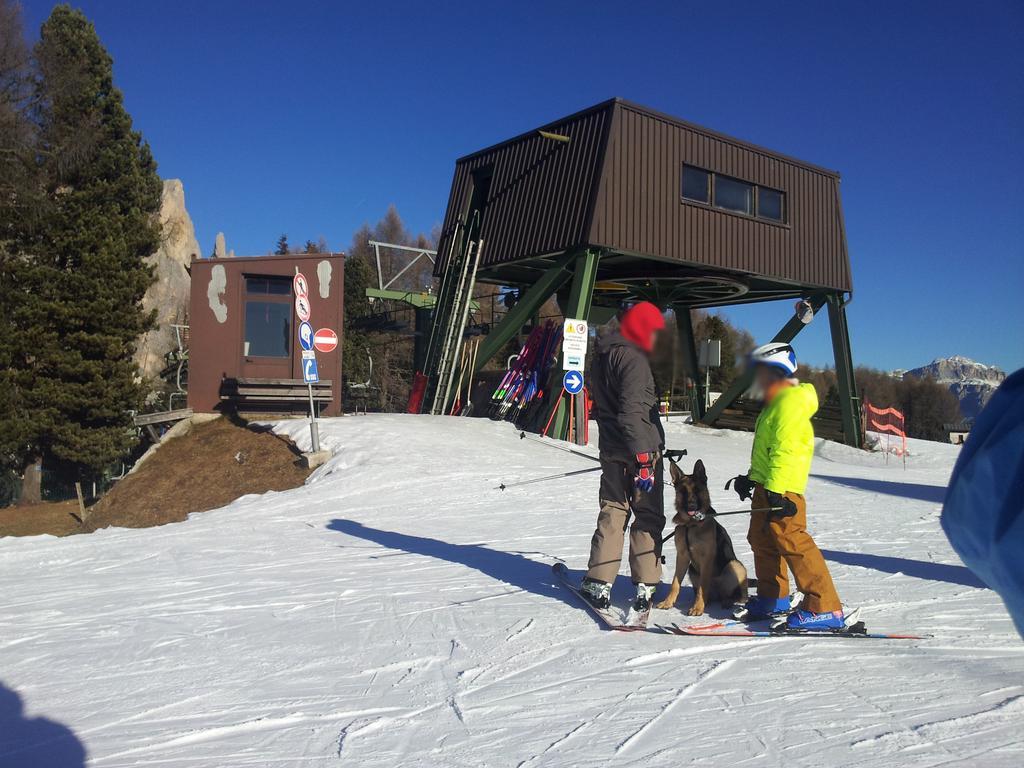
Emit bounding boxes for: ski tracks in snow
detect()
[850,693,1024,761]
[616,658,736,755]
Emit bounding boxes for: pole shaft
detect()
[307,382,320,453]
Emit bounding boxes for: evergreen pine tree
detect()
[0,5,161,498]
[275,234,289,255]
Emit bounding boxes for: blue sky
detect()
[20,1,1024,372]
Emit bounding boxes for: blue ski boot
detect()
[732,595,791,621]
[779,609,845,631]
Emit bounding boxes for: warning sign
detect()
[562,318,589,371]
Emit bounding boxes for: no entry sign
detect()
[313,328,338,353]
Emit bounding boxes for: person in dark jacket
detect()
[581,301,667,612]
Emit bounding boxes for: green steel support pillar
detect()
[702,293,829,428]
[827,292,861,448]
[559,250,600,445]
[673,307,703,420]
[472,251,578,372]
[565,249,600,322]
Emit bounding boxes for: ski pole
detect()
[519,430,687,464]
[496,465,603,491]
[519,430,599,463]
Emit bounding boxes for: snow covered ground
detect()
[1,415,1021,767]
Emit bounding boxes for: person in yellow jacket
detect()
[726,342,845,630]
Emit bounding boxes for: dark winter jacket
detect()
[589,330,665,460]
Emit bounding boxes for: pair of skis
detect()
[553,563,650,631]
[552,563,928,640]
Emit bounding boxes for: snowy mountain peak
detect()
[929,354,999,371]
[904,356,1006,420]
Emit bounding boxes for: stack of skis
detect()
[445,335,482,416]
[487,322,564,429]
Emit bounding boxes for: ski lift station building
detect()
[432,98,861,445]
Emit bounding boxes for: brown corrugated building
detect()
[428,98,861,445]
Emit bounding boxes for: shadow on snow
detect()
[821,549,988,589]
[0,682,86,768]
[327,518,641,627]
[812,474,947,504]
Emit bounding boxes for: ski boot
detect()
[580,578,611,610]
[633,583,657,613]
[774,609,845,631]
[732,594,791,621]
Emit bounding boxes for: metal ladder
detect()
[426,219,484,415]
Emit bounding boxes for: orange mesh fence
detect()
[864,400,907,455]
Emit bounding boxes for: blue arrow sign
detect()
[298,321,314,351]
[303,357,320,384]
[563,370,584,395]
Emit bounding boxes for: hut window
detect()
[714,175,753,215]
[757,187,785,222]
[681,165,710,203]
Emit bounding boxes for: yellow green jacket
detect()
[749,382,818,494]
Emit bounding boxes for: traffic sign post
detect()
[303,356,320,383]
[294,269,320,453]
[298,321,314,351]
[562,369,584,395]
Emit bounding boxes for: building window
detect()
[757,186,785,222]
[245,276,291,295]
[681,165,710,203]
[244,276,291,357]
[714,174,754,215]
[681,165,787,223]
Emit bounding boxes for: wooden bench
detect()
[220,378,333,417]
[134,408,194,442]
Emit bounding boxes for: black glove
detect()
[766,491,798,518]
[725,474,754,502]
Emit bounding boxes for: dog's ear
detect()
[669,460,683,485]
[692,459,707,483]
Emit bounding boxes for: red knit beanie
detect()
[619,301,666,353]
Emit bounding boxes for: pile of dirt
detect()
[0,500,83,538]
[0,418,312,537]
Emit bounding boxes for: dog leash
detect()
[659,506,781,544]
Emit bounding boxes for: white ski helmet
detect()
[750,342,798,376]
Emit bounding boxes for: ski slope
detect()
[1,415,1021,767]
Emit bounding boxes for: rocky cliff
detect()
[134,180,199,381]
[904,355,1006,420]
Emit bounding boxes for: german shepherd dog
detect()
[655,459,748,616]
